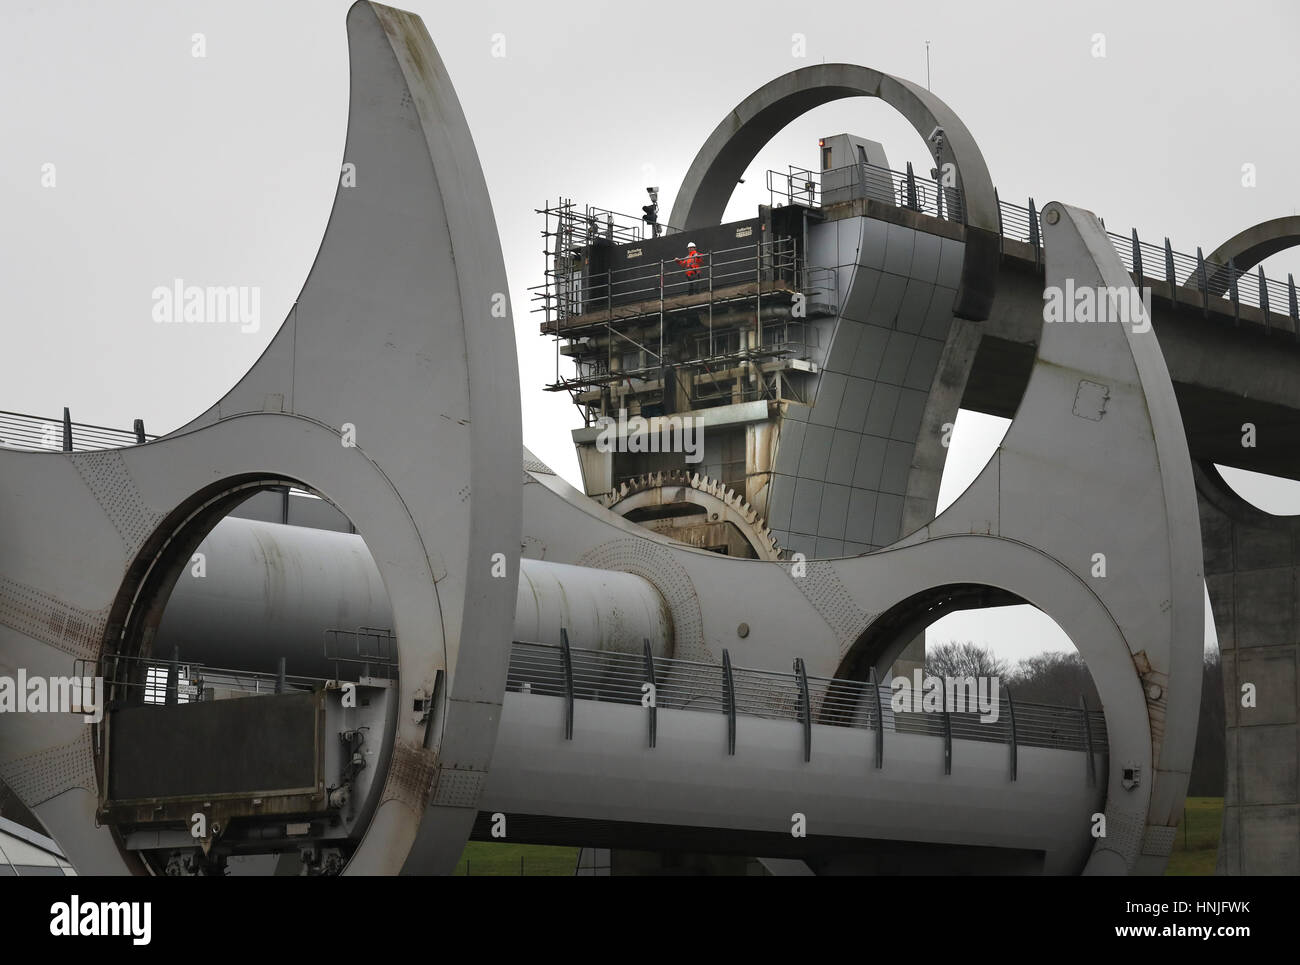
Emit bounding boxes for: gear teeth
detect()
[599,467,782,560]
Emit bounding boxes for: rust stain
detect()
[382,736,438,812]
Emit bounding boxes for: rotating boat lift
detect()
[0,2,1218,874]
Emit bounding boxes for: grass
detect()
[1165,796,1222,875]
[450,799,1223,875]
[453,841,580,876]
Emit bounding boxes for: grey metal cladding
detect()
[817,483,852,539]
[809,372,848,427]
[789,478,826,536]
[798,425,835,483]
[883,222,916,276]
[826,430,860,487]
[910,231,943,286]
[863,383,902,438]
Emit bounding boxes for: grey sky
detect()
[3,0,1296,663]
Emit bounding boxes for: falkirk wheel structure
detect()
[0,2,1295,876]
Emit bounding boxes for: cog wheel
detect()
[601,470,782,561]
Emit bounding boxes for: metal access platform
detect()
[532,198,836,416]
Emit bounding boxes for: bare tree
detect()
[1007,651,1099,706]
[925,641,1008,679]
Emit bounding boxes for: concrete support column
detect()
[1195,465,1300,874]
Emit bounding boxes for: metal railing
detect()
[534,236,804,326]
[1000,197,1299,323]
[0,409,153,453]
[93,652,329,706]
[770,165,821,208]
[538,233,835,409]
[768,161,1297,321]
[506,640,1108,757]
[0,414,365,499]
[770,161,965,223]
[540,198,675,251]
[94,627,397,707]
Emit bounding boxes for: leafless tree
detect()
[925,641,1008,679]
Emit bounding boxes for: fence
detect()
[769,161,1296,319]
[506,639,1108,761]
[0,409,150,452]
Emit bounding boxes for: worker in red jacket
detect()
[675,242,703,294]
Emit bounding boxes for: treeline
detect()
[926,642,1225,795]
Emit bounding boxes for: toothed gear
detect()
[601,470,782,561]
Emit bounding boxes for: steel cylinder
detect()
[156,516,674,678]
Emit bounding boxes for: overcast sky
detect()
[3,0,1297,663]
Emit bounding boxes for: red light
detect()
[818,138,824,147]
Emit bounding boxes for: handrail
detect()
[559,628,575,741]
[506,640,1108,757]
[768,160,965,223]
[538,232,832,407]
[1006,685,1018,782]
[534,236,802,320]
[0,409,156,453]
[869,667,884,768]
[765,160,1295,320]
[722,648,737,756]
[642,638,657,749]
[97,649,374,706]
[794,656,811,762]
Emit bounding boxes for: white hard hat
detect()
[687,241,696,248]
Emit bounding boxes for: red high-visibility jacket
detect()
[676,249,702,277]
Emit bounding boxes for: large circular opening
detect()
[99,477,399,876]
[814,583,1114,874]
[830,585,1107,776]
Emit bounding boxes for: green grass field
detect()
[1165,796,1222,875]
[452,799,1223,875]
[454,842,580,876]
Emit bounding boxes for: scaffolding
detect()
[532,199,835,425]
[535,199,661,321]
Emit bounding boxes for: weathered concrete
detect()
[1195,464,1300,874]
